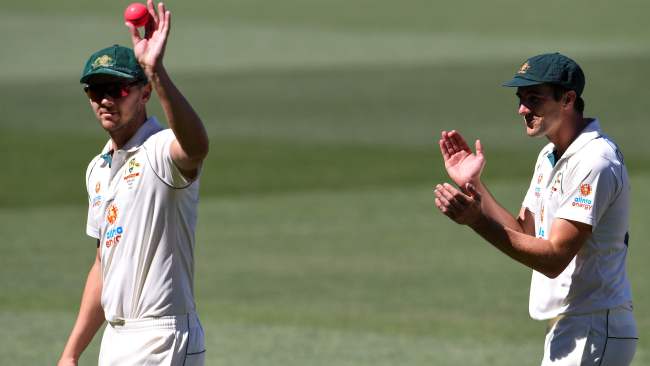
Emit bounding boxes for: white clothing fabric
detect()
[85,117,200,322]
[522,119,632,320]
[98,312,205,366]
[541,305,637,365]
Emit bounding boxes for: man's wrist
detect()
[467,211,487,231]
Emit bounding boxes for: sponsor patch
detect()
[106,203,118,224]
[572,196,593,210]
[551,172,562,192]
[105,226,124,248]
[92,195,102,207]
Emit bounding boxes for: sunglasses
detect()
[83,81,141,101]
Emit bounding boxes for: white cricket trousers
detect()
[98,312,205,366]
[541,305,637,366]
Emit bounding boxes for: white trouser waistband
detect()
[107,312,199,331]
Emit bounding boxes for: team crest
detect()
[95,181,101,193]
[580,183,592,196]
[106,203,118,225]
[124,158,142,188]
[92,55,114,69]
[537,173,543,184]
[517,61,530,74]
[128,158,141,173]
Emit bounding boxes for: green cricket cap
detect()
[80,44,147,84]
[502,52,585,96]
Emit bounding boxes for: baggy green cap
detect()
[502,52,585,96]
[80,44,147,84]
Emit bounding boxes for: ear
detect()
[141,83,153,103]
[562,90,577,109]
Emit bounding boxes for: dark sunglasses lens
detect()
[84,84,131,100]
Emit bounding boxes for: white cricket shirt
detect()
[522,119,632,320]
[85,117,200,322]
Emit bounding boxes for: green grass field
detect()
[1,1,649,364]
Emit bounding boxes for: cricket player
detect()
[433,53,637,365]
[57,1,209,365]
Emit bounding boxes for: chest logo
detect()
[537,173,543,184]
[128,158,141,173]
[106,203,118,225]
[580,183,592,196]
[95,182,101,193]
[551,172,562,192]
[124,158,142,187]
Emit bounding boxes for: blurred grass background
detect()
[1,0,648,364]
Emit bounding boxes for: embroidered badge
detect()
[517,62,530,74]
[92,55,114,69]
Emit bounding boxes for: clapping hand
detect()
[438,130,485,187]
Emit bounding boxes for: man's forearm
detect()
[149,65,209,161]
[59,257,105,363]
[468,214,566,278]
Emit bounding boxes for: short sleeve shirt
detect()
[522,119,632,320]
[85,117,200,322]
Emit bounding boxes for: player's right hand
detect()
[438,130,485,187]
[434,182,482,226]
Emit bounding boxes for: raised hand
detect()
[125,0,171,76]
[438,130,485,187]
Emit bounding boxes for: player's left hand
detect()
[434,182,482,226]
[125,0,170,76]
[438,130,485,188]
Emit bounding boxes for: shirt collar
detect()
[560,118,602,161]
[100,116,164,155]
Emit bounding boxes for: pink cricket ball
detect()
[124,3,149,28]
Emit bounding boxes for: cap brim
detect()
[502,76,544,88]
[80,68,136,84]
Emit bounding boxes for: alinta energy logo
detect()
[105,203,124,248]
[573,183,593,211]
